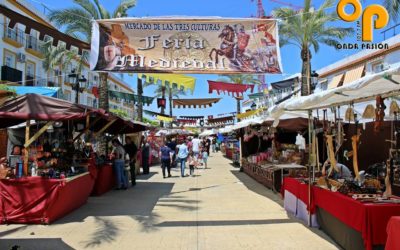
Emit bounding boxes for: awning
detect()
[327,74,344,89]
[108,90,154,106]
[271,77,298,90]
[173,98,221,108]
[270,63,400,118]
[208,81,255,97]
[139,74,196,94]
[342,65,365,86]
[9,86,60,97]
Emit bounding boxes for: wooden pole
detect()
[24,120,30,176]
[24,121,54,148]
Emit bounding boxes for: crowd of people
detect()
[110,135,219,191]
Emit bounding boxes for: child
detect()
[187,151,198,177]
[202,147,209,169]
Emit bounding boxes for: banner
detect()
[237,108,264,120]
[108,90,154,106]
[90,17,282,74]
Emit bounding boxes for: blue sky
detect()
[32,0,395,118]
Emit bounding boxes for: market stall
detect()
[270,63,400,250]
[0,94,146,223]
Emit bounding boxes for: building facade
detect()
[0,0,135,119]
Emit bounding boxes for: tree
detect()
[217,74,262,122]
[273,0,353,96]
[143,81,186,128]
[49,0,137,110]
[42,41,88,103]
[383,0,400,22]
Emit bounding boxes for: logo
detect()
[337,0,389,42]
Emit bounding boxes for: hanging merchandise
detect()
[139,74,196,94]
[390,100,400,116]
[156,115,174,122]
[108,90,154,106]
[345,107,355,121]
[236,108,264,120]
[375,95,386,133]
[208,80,255,97]
[173,98,221,108]
[362,104,376,119]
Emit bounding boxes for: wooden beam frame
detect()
[94,119,117,137]
[73,116,103,142]
[24,121,54,148]
[23,120,30,176]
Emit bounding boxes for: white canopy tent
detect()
[270,63,400,118]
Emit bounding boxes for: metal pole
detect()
[75,75,79,104]
[307,110,313,227]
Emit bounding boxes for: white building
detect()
[0,0,135,119]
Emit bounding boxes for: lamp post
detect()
[68,69,87,104]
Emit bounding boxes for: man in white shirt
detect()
[192,136,201,158]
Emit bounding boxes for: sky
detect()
[30,0,396,119]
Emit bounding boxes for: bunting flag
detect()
[157,115,174,122]
[217,112,236,117]
[248,92,265,100]
[207,116,235,125]
[144,110,172,118]
[109,90,155,106]
[139,74,196,94]
[208,80,255,97]
[236,108,264,120]
[179,115,204,120]
[177,119,197,125]
[173,98,221,108]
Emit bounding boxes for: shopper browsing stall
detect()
[112,139,128,190]
[124,137,137,186]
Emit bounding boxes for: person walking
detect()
[211,137,217,153]
[206,137,211,156]
[177,140,189,177]
[124,137,138,186]
[187,151,198,177]
[141,137,150,174]
[160,141,173,178]
[111,139,128,190]
[201,145,209,169]
[167,138,177,168]
[192,135,201,159]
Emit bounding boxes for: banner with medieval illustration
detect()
[90,17,282,74]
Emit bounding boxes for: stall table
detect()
[91,163,116,196]
[313,187,400,250]
[386,216,400,250]
[0,172,95,224]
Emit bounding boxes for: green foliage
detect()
[0,84,17,97]
[142,117,159,126]
[384,0,400,22]
[217,74,262,85]
[273,0,354,53]
[110,108,129,118]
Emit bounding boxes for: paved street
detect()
[0,152,339,250]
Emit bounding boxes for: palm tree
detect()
[42,41,89,103]
[383,0,400,22]
[217,74,262,122]
[49,0,137,110]
[273,0,353,96]
[143,81,186,127]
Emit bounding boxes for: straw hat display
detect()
[345,107,355,121]
[362,104,375,119]
[390,100,400,116]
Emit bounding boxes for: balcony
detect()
[25,75,34,86]
[47,81,56,87]
[3,26,24,48]
[1,65,22,84]
[25,35,45,59]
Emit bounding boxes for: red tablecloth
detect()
[386,216,400,250]
[91,163,116,196]
[0,173,94,224]
[281,177,314,213]
[313,187,400,250]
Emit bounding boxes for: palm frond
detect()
[73,0,99,19]
[112,0,137,18]
[93,0,110,19]
[384,0,400,22]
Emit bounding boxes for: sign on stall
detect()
[90,17,282,74]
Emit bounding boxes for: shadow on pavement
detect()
[155,218,295,227]
[230,170,283,204]
[136,171,157,180]
[0,238,74,250]
[0,226,28,238]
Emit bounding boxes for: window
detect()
[4,50,16,68]
[64,90,71,101]
[26,61,35,77]
[87,97,93,107]
[372,61,385,73]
